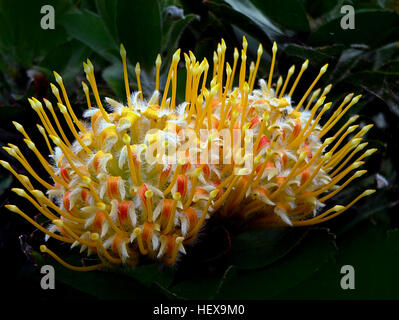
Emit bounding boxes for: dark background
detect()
[0,0,399,300]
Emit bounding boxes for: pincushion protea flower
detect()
[2,37,376,271]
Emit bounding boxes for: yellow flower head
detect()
[2,38,376,270]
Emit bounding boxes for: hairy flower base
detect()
[2,38,375,271]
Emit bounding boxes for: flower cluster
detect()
[2,38,375,271]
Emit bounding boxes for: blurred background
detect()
[0,0,399,300]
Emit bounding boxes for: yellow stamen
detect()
[186,189,219,240]
[163,161,182,195]
[165,237,184,265]
[295,64,328,111]
[29,98,57,138]
[303,88,320,111]
[328,125,359,155]
[53,72,88,133]
[295,153,332,194]
[270,152,307,199]
[122,134,139,186]
[12,121,29,140]
[212,50,218,80]
[31,190,86,223]
[239,49,247,95]
[36,124,53,154]
[23,140,68,187]
[161,49,180,109]
[329,143,368,177]
[184,168,201,209]
[275,76,283,97]
[327,138,362,169]
[120,44,133,108]
[229,48,239,91]
[250,43,263,92]
[268,42,277,90]
[155,54,162,95]
[212,175,240,212]
[253,112,268,152]
[3,146,53,190]
[57,103,92,155]
[331,115,359,141]
[40,245,102,271]
[135,62,144,101]
[319,94,361,138]
[0,161,33,190]
[171,69,177,110]
[94,201,127,236]
[49,135,86,180]
[279,65,295,98]
[290,101,331,148]
[5,205,73,243]
[91,233,122,264]
[296,190,375,225]
[240,82,250,128]
[248,61,255,93]
[82,81,91,109]
[164,192,181,234]
[145,189,154,222]
[134,227,148,255]
[53,219,96,247]
[310,161,365,197]
[184,53,192,102]
[288,59,308,97]
[11,188,57,221]
[292,137,335,176]
[83,60,111,122]
[217,39,226,98]
[43,98,72,146]
[319,170,367,202]
[319,93,353,134]
[321,84,332,98]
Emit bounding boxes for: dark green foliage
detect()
[0,0,398,300]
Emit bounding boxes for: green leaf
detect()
[41,251,166,299]
[343,71,399,116]
[163,13,198,56]
[336,188,390,236]
[0,174,12,197]
[214,230,337,299]
[95,0,118,40]
[372,42,399,70]
[116,0,162,71]
[39,39,91,84]
[302,0,339,18]
[222,0,285,40]
[117,263,174,289]
[59,9,119,63]
[230,227,309,269]
[247,0,310,32]
[327,47,366,84]
[168,272,225,300]
[52,267,160,300]
[274,222,399,299]
[102,62,124,99]
[0,106,25,125]
[0,0,71,67]
[284,43,345,65]
[309,10,399,48]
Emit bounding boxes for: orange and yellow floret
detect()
[2,38,376,271]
